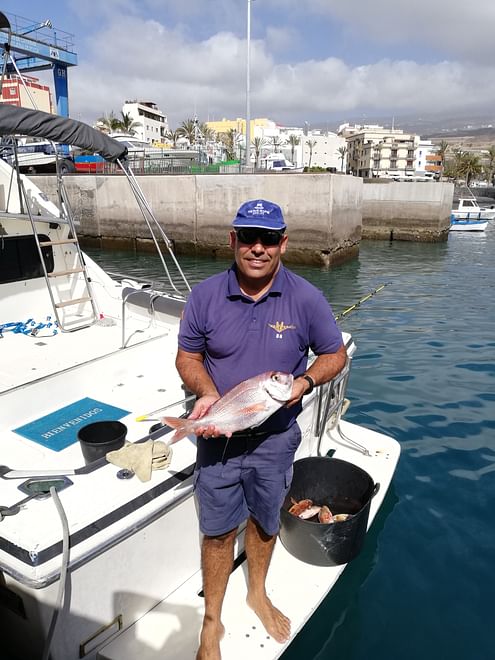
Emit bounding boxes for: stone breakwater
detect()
[35,174,453,266]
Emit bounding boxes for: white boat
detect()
[0,135,76,174]
[450,215,488,231]
[0,105,400,660]
[451,197,495,221]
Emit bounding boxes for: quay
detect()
[35,174,454,266]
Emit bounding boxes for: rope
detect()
[41,486,70,660]
[335,283,391,322]
[0,316,59,338]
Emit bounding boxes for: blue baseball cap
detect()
[232,199,286,231]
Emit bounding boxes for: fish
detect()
[162,371,294,443]
[288,497,313,516]
[288,499,352,524]
[332,513,352,522]
[299,505,322,520]
[318,505,333,523]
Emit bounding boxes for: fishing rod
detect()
[136,394,196,422]
[335,283,391,322]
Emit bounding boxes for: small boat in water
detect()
[451,196,495,221]
[450,215,488,231]
[0,104,399,660]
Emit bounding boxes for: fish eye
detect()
[271,373,280,382]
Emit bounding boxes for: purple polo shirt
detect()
[178,264,343,432]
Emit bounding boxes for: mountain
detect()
[312,112,495,138]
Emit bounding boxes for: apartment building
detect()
[122,101,169,144]
[0,74,53,113]
[343,124,419,178]
[415,139,441,177]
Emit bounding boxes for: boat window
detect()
[0,234,54,284]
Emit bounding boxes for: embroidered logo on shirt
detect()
[268,321,296,339]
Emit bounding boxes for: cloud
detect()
[292,0,495,64]
[66,8,495,128]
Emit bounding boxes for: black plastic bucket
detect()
[279,456,379,566]
[77,420,127,465]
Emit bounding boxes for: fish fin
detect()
[239,402,268,415]
[162,416,184,429]
[162,416,189,444]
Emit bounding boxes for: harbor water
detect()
[86,226,495,660]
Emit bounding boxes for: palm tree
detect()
[448,149,483,185]
[164,129,182,148]
[198,122,215,142]
[97,111,122,133]
[178,119,197,145]
[306,139,317,169]
[252,136,267,168]
[219,128,238,160]
[459,152,483,186]
[336,146,348,172]
[483,145,495,185]
[119,112,141,135]
[288,134,300,165]
[436,140,449,181]
[270,136,282,152]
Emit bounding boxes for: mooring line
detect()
[335,283,391,321]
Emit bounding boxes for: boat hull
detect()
[450,219,488,231]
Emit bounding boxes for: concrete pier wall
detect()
[36,173,363,266]
[34,174,453,265]
[362,181,453,242]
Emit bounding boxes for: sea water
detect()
[86,226,495,660]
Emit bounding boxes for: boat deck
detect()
[0,293,177,393]
[0,304,196,587]
[97,421,400,660]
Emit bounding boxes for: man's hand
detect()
[285,377,309,408]
[188,394,219,421]
[285,346,348,408]
[187,394,227,439]
[175,349,225,437]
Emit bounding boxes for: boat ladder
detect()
[20,175,99,332]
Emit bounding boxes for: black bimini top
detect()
[0,105,127,163]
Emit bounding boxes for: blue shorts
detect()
[194,424,302,536]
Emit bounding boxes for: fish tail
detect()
[162,416,190,443]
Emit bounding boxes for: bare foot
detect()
[246,593,291,643]
[196,617,225,660]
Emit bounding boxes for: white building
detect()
[122,101,169,145]
[415,140,437,175]
[302,132,347,171]
[342,124,419,178]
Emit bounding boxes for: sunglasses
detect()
[235,228,285,246]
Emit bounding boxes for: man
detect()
[175,199,346,660]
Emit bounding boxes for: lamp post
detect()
[245,0,252,170]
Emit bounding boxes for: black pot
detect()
[279,456,379,566]
[78,420,127,465]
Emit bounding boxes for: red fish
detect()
[299,505,322,520]
[318,505,333,523]
[163,371,294,443]
[288,498,313,517]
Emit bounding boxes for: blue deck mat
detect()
[13,397,130,452]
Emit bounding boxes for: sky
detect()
[3,0,495,131]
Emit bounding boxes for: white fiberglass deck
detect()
[98,420,400,660]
